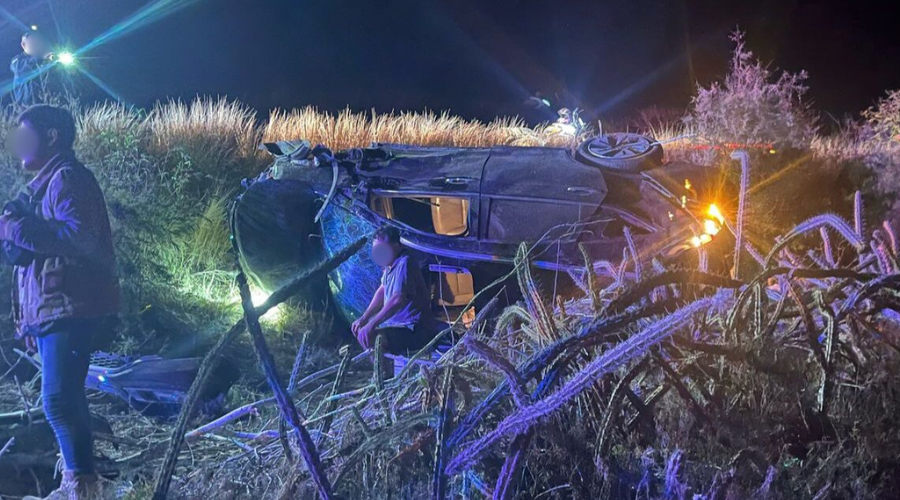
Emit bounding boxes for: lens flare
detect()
[707,204,725,224]
[57,52,76,66]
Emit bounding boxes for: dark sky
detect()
[2,0,899,123]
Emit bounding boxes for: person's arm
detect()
[10,55,38,77]
[365,291,409,330]
[358,285,385,325]
[0,168,99,257]
[365,257,414,329]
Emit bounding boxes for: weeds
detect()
[690,31,818,153]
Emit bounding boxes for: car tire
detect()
[575,132,663,172]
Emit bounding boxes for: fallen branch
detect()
[0,437,14,460]
[152,236,366,500]
[432,367,454,500]
[185,402,261,440]
[237,270,334,499]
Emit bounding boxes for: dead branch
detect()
[152,236,366,500]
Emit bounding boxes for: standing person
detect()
[10,31,55,108]
[352,225,441,354]
[0,105,120,500]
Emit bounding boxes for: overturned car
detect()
[232,133,731,325]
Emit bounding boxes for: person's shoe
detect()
[22,470,107,500]
[67,472,102,500]
[22,470,76,500]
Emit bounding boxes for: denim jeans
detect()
[36,322,95,475]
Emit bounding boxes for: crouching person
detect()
[352,225,441,356]
[0,105,120,500]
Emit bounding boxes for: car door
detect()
[480,146,608,243]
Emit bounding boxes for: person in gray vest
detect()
[352,225,440,354]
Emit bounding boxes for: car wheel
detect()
[575,132,663,172]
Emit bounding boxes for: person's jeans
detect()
[36,324,95,475]
[378,322,451,355]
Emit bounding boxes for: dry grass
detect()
[264,107,575,150]
[77,102,148,144]
[148,97,261,160]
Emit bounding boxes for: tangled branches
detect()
[164,154,900,499]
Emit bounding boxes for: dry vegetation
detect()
[263,108,576,150]
[1,33,900,500]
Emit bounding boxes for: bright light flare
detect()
[250,287,269,307]
[246,286,283,323]
[707,204,725,224]
[57,52,76,66]
[689,203,725,248]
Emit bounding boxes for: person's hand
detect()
[0,214,16,241]
[23,335,37,354]
[351,317,365,335]
[357,323,376,350]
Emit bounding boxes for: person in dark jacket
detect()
[0,105,120,500]
[10,31,55,108]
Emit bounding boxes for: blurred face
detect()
[371,237,399,267]
[21,35,49,57]
[8,121,58,171]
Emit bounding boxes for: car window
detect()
[371,195,471,237]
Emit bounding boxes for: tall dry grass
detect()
[148,97,261,159]
[264,107,574,149]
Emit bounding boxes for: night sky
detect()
[2,0,899,124]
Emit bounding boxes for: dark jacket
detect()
[10,53,44,107]
[4,153,120,332]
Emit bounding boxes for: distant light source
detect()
[57,52,76,66]
[30,25,38,31]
